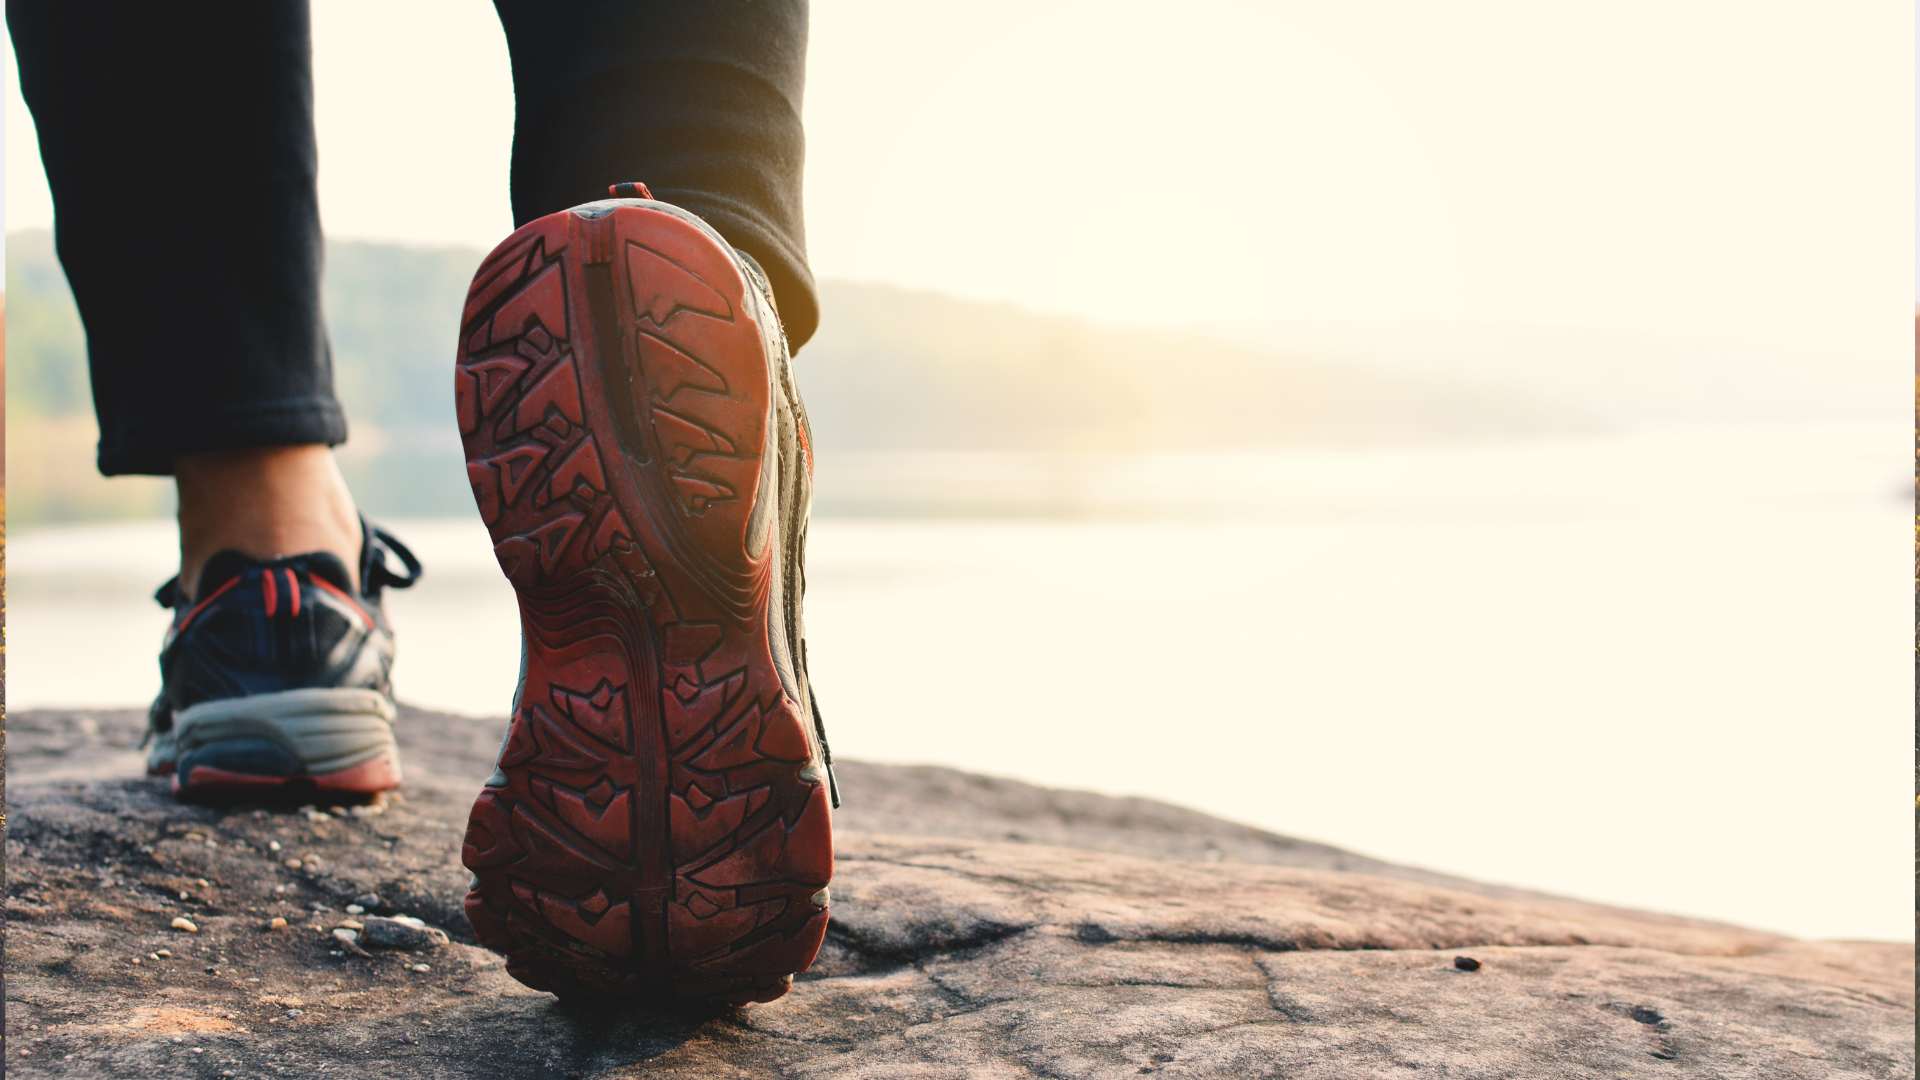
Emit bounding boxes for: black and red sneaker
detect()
[456,183,836,1005]
[144,521,421,801]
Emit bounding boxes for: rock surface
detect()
[5,707,1912,1078]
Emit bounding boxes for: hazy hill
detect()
[6,230,1560,524]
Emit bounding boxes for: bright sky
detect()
[5,1,1912,366]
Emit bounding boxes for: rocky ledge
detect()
[4,707,1912,1078]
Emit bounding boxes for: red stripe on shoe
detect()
[286,569,301,617]
[174,766,283,792]
[173,755,401,798]
[262,567,278,617]
[175,576,241,633]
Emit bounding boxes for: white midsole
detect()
[173,688,397,774]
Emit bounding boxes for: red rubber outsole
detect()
[455,202,831,1005]
[169,754,402,801]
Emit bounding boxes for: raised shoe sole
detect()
[455,199,832,1005]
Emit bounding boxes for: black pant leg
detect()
[9,0,345,476]
[491,0,818,350]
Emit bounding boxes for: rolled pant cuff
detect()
[96,398,349,477]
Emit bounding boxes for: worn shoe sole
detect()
[166,687,402,801]
[455,200,832,1005]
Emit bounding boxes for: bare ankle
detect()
[175,445,362,596]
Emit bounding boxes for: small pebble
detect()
[1454,955,1481,972]
[360,915,450,951]
[148,953,161,961]
[285,1009,303,1019]
[284,859,303,870]
[410,963,431,973]
[268,840,282,852]
[345,904,365,915]
[170,916,199,933]
[268,917,289,931]
[352,892,383,910]
[339,919,365,931]
[332,928,360,944]
[131,957,142,966]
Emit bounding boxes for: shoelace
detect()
[807,682,839,808]
[363,524,423,597]
[800,639,839,809]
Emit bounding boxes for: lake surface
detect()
[8,425,1910,941]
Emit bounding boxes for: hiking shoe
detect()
[145,521,422,800]
[456,182,836,1005]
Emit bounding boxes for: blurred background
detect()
[4,1,1911,941]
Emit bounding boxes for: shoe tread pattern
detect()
[455,206,830,1004]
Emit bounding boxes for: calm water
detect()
[9,426,1910,941]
